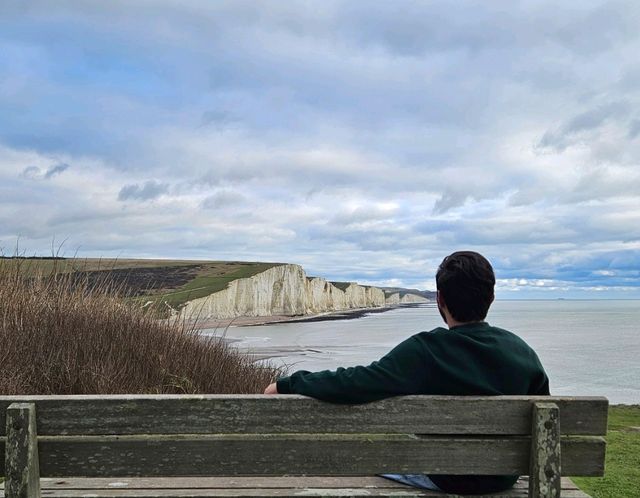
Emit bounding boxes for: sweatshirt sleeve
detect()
[276,335,429,404]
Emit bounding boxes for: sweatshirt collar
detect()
[449,321,489,331]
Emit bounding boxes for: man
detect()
[264,251,550,495]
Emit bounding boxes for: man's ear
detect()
[437,290,445,308]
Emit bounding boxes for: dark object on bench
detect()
[1,395,607,497]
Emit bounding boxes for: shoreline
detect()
[192,302,430,330]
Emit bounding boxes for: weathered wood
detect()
[529,402,561,498]
[0,488,454,497]
[0,395,608,436]
[0,396,604,497]
[29,477,415,489]
[0,477,592,497]
[26,476,583,491]
[4,403,41,498]
[0,434,605,477]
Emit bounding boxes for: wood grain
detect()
[0,434,605,477]
[0,395,608,436]
[0,477,592,497]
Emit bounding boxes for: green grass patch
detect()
[143,262,281,310]
[573,405,640,498]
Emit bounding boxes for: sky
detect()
[1,1,639,298]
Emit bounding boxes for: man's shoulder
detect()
[414,327,449,340]
[416,323,535,350]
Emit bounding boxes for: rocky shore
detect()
[193,302,429,329]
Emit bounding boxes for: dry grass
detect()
[0,259,283,395]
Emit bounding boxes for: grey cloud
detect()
[117,181,169,201]
[21,166,40,179]
[432,190,470,215]
[19,163,69,180]
[538,101,630,151]
[202,189,247,209]
[44,162,70,179]
[565,102,628,133]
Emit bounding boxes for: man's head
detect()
[436,251,495,323]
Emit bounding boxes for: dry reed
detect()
[0,259,284,394]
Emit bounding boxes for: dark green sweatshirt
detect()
[276,322,550,495]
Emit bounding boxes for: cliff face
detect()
[180,264,305,319]
[399,293,430,304]
[179,263,427,320]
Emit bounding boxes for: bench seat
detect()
[1,395,606,498]
[2,476,589,497]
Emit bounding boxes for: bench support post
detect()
[5,403,41,498]
[529,402,561,498]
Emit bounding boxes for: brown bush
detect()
[0,259,283,394]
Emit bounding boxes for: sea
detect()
[202,300,640,405]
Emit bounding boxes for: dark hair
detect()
[436,251,495,322]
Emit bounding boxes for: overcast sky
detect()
[1,1,639,297]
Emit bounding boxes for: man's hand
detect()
[264,382,278,395]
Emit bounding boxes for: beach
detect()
[192,303,422,329]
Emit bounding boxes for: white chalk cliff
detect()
[179,263,428,320]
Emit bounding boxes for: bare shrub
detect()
[0,259,284,394]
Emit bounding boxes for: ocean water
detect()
[203,300,640,404]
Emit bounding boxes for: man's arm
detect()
[264,335,430,403]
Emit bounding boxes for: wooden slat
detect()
[0,434,605,477]
[0,395,608,436]
[0,477,592,497]
[1,488,470,497]
[22,476,584,491]
[30,477,415,489]
[0,476,572,490]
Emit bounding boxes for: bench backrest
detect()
[1,395,607,497]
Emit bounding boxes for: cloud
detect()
[537,101,630,152]
[118,181,169,201]
[1,2,640,297]
[201,189,246,209]
[44,162,69,179]
[432,190,470,215]
[628,119,640,139]
[19,162,70,180]
[21,166,40,179]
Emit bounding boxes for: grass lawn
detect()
[573,405,640,498]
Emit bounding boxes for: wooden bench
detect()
[1,395,607,497]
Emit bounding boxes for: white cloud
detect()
[0,1,639,297]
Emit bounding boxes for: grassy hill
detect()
[1,257,282,312]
